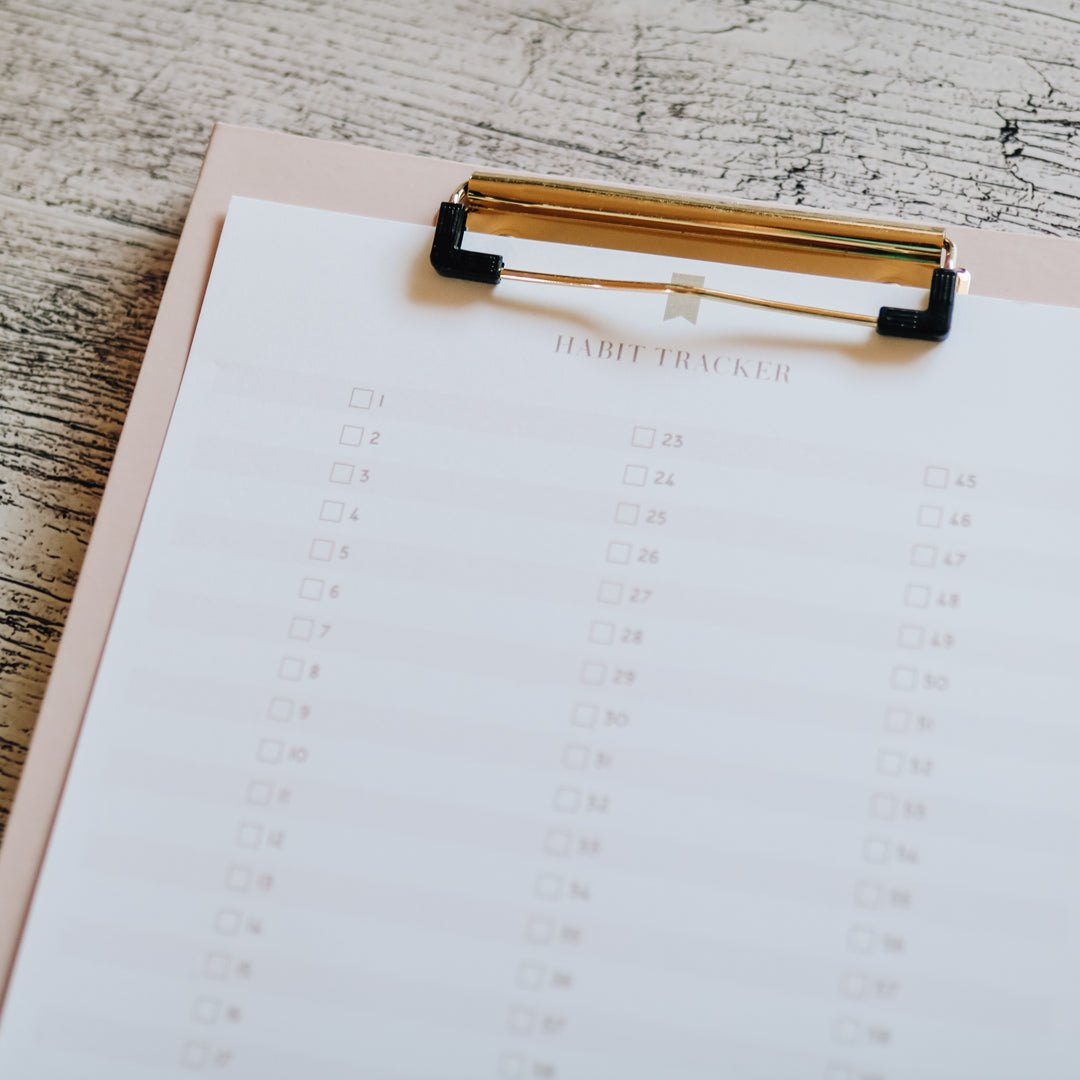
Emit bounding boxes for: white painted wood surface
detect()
[2,0,1079,837]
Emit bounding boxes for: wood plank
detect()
[0,200,175,825]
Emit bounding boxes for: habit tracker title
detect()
[553,335,791,383]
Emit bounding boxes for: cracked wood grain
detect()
[2,0,1079,839]
[0,200,175,827]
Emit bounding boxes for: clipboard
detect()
[430,173,964,340]
[2,120,1079,1005]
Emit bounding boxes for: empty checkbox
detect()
[877,750,904,776]
[904,584,931,608]
[911,544,937,568]
[891,666,917,691]
[862,837,890,864]
[898,626,924,649]
[225,865,251,892]
[917,504,944,528]
[247,781,273,806]
[329,462,355,484]
[553,787,582,812]
[498,1053,527,1079]
[869,793,898,820]
[298,577,325,600]
[278,656,304,681]
[289,617,314,641]
[631,426,656,449]
[606,541,631,565]
[853,881,882,909]
[191,997,221,1024]
[524,917,555,945]
[257,738,285,764]
[832,1017,862,1045]
[517,963,544,991]
[236,823,263,849]
[507,1007,535,1035]
[562,744,589,770]
[214,909,243,936]
[615,502,640,525]
[840,972,868,999]
[597,581,623,604]
[339,424,365,446]
[203,952,230,980]
[535,874,563,901]
[320,500,345,523]
[580,662,606,686]
[924,466,949,488]
[622,464,648,487]
[847,926,875,954]
[884,707,910,732]
[309,538,334,561]
[181,1042,210,1069]
[588,621,615,645]
[571,703,597,727]
[267,697,294,723]
[545,830,572,856]
[349,387,374,409]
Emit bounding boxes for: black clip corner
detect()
[877,268,958,342]
[430,202,504,285]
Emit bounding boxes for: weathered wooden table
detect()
[2,0,1078,839]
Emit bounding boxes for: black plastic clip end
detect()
[877,268,958,342]
[430,202,503,285]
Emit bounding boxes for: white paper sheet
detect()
[2,197,1079,1079]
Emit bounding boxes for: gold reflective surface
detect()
[462,172,953,288]
[499,268,880,326]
